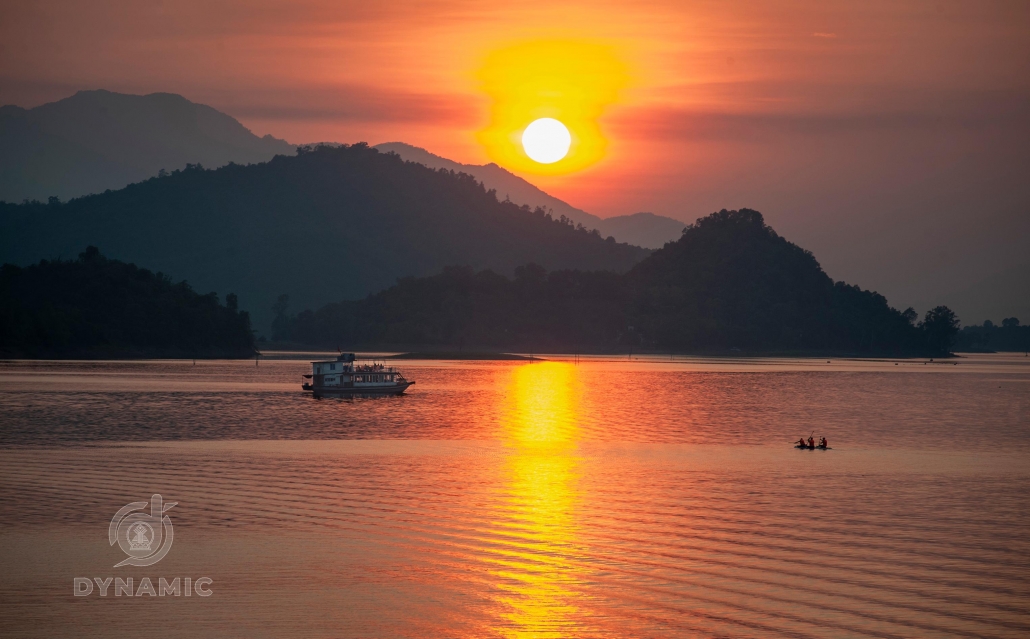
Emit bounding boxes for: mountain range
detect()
[0,144,648,333]
[0,90,294,203]
[0,90,684,248]
[1,89,1021,327]
[374,142,686,248]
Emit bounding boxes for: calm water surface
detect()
[1,354,1028,638]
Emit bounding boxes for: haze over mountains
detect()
[0,144,647,333]
[374,142,685,248]
[0,90,294,202]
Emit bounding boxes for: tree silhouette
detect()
[0,248,255,358]
[954,318,1029,353]
[271,294,294,341]
[921,306,960,355]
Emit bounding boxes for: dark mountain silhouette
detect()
[281,209,946,355]
[0,144,649,333]
[625,208,917,351]
[0,90,294,202]
[373,141,602,226]
[374,142,686,248]
[0,247,255,358]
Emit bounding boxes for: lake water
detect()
[1,354,1028,638]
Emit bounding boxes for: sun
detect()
[522,118,572,164]
[476,40,628,175]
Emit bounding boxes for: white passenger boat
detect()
[302,353,414,397]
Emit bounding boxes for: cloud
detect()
[199,84,481,127]
[609,87,1030,142]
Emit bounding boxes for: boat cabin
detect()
[307,353,407,391]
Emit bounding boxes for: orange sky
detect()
[2,0,1028,318]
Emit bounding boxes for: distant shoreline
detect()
[389,352,539,361]
[248,345,962,361]
[1,344,980,362]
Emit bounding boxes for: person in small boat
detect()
[819,437,828,448]
[807,436,815,448]
[797,438,807,448]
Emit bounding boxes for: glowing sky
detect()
[2,0,1028,318]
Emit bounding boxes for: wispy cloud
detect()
[610,87,1030,142]
[215,84,478,125]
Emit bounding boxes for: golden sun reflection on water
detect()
[503,361,581,448]
[491,362,590,638]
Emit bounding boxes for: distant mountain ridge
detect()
[0,144,649,333]
[0,90,683,248]
[0,90,295,202]
[374,142,686,248]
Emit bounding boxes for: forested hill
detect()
[0,247,255,358]
[0,144,649,332]
[375,142,687,248]
[624,209,926,352]
[280,209,960,356]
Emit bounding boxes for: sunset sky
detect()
[2,0,1028,319]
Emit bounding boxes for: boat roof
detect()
[311,353,389,365]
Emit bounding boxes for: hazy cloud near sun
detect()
[613,86,1030,141]
[212,85,480,127]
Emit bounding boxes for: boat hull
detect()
[305,381,414,398]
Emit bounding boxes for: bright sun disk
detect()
[522,118,571,164]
